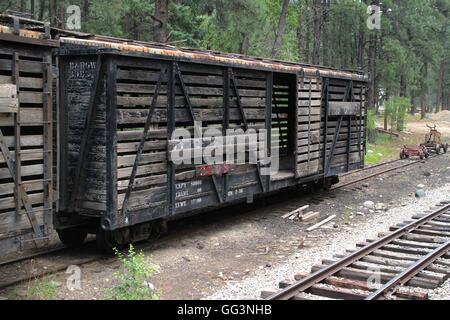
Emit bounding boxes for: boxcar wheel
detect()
[148,220,168,241]
[96,228,124,253]
[57,228,87,249]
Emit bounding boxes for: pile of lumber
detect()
[282,205,336,232]
[282,205,320,222]
[376,127,399,137]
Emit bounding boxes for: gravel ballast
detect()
[207,184,450,300]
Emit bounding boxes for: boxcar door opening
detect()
[271,72,297,181]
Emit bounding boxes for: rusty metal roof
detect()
[0,14,59,47]
[0,14,367,81]
[60,37,367,81]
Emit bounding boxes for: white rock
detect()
[417,184,425,189]
[143,281,155,291]
[363,201,375,209]
[206,184,450,300]
[375,203,388,211]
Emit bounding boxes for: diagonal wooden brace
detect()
[325,115,343,176]
[68,56,103,212]
[0,129,43,244]
[230,69,265,193]
[121,66,167,216]
[175,63,223,202]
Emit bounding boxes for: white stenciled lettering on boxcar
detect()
[175,201,187,209]
[176,190,189,198]
[191,198,202,205]
[227,189,244,198]
[175,182,187,190]
[68,61,96,80]
[190,180,202,187]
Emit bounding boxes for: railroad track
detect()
[0,155,444,291]
[262,201,450,300]
[333,155,439,190]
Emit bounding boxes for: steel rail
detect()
[338,159,401,178]
[267,202,450,300]
[332,156,437,190]
[365,240,450,300]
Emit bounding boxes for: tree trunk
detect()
[49,0,56,26]
[240,33,249,55]
[215,0,225,27]
[420,63,428,119]
[437,61,446,112]
[312,0,322,65]
[84,0,91,20]
[154,0,169,43]
[298,4,312,63]
[20,0,25,12]
[399,70,407,97]
[420,94,427,119]
[383,92,389,130]
[357,14,365,68]
[367,33,377,110]
[31,0,36,18]
[271,0,290,59]
[38,0,45,21]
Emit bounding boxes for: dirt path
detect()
[406,111,450,137]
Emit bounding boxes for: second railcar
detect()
[0,15,58,257]
[55,36,367,250]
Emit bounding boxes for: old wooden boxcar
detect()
[55,35,367,250]
[0,15,58,256]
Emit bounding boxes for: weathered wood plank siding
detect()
[58,49,367,232]
[0,39,56,256]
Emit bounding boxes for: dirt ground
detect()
[1,115,449,301]
[405,110,450,136]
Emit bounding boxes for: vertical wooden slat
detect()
[307,78,312,172]
[42,53,53,240]
[12,52,21,216]
[266,72,273,190]
[322,78,329,176]
[58,58,68,210]
[222,67,230,201]
[358,84,363,164]
[167,62,176,215]
[55,56,61,213]
[106,56,118,225]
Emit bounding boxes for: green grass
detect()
[365,133,420,165]
[103,245,160,300]
[26,277,58,300]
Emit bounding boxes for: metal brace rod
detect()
[222,68,230,201]
[322,78,329,175]
[229,69,248,130]
[346,81,353,172]
[325,116,343,176]
[68,56,103,212]
[175,63,223,203]
[229,68,265,193]
[121,66,167,216]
